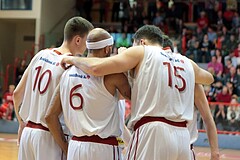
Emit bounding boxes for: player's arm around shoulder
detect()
[45,85,68,156]
[190,60,214,85]
[61,46,144,77]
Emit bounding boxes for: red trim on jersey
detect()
[72,135,118,146]
[113,146,116,160]
[53,49,62,55]
[163,46,171,50]
[133,129,140,160]
[127,132,135,160]
[117,146,120,160]
[26,121,49,131]
[112,144,120,160]
[134,116,187,131]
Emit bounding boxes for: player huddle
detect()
[13,16,219,160]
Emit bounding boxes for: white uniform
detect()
[125,46,195,160]
[118,100,127,155]
[60,66,123,160]
[19,49,68,160]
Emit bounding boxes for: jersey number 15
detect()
[163,62,186,92]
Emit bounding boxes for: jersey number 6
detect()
[69,84,84,110]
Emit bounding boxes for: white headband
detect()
[86,36,114,49]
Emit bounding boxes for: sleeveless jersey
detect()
[60,66,122,138]
[19,49,66,128]
[128,46,195,129]
[118,100,125,137]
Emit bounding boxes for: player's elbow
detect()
[45,113,53,125]
[45,111,59,125]
[197,72,214,85]
[89,65,105,76]
[13,90,20,104]
[206,74,214,85]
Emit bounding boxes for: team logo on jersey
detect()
[161,51,185,64]
[69,73,90,79]
[39,57,60,67]
[180,59,184,63]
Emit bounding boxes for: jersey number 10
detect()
[33,66,52,94]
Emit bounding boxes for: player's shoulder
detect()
[33,48,52,57]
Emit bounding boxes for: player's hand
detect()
[118,47,127,54]
[17,121,26,146]
[211,151,220,160]
[61,56,74,70]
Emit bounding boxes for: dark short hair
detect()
[64,17,94,41]
[133,25,165,45]
[162,35,174,51]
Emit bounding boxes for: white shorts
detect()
[125,121,191,160]
[18,127,65,160]
[68,139,122,160]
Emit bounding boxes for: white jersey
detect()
[19,49,66,128]
[60,66,122,138]
[118,100,126,136]
[128,46,195,129]
[187,107,198,144]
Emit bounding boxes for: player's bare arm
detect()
[104,73,131,100]
[190,60,214,85]
[114,73,131,100]
[61,46,144,76]
[13,65,30,122]
[194,84,220,160]
[13,65,31,145]
[45,85,68,156]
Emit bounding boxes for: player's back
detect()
[60,66,121,138]
[129,46,195,128]
[19,49,65,127]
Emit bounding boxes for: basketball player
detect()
[45,28,131,160]
[13,17,93,160]
[61,25,214,160]
[120,30,219,160]
[162,36,219,160]
[189,84,219,160]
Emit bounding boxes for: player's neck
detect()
[56,43,72,55]
[87,51,106,58]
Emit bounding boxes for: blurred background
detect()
[0,0,240,152]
